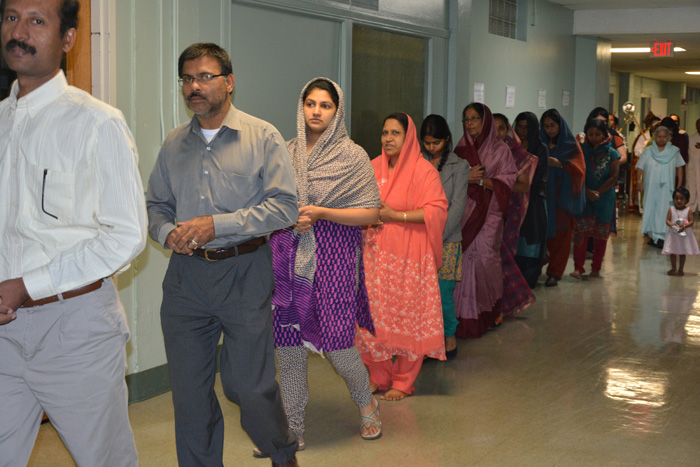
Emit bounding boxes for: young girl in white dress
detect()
[663,187,699,275]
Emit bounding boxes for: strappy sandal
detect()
[360,398,382,441]
[253,439,304,458]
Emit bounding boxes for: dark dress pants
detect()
[160,246,296,466]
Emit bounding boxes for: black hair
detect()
[384,112,409,133]
[178,43,233,79]
[463,102,485,120]
[420,114,453,172]
[58,0,79,36]
[302,79,339,109]
[583,117,610,139]
[659,117,678,134]
[610,115,619,127]
[540,108,562,142]
[674,187,690,203]
[0,0,79,36]
[514,111,543,152]
[587,107,609,121]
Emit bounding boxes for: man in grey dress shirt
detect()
[146,43,299,466]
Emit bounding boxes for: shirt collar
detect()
[189,102,242,135]
[9,70,68,118]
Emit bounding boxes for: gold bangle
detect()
[403,212,407,223]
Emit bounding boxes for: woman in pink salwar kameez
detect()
[356,112,447,401]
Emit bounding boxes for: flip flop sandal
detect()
[360,398,382,441]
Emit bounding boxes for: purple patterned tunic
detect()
[271,220,374,352]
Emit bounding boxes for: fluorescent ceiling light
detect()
[611,47,686,53]
[686,71,700,75]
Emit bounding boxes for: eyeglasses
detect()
[462,116,482,123]
[178,73,226,86]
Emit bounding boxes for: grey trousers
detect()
[276,345,373,439]
[0,278,138,467]
[161,247,297,466]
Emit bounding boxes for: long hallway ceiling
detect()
[548,0,700,86]
[549,0,698,9]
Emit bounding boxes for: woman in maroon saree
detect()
[454,103,517,338]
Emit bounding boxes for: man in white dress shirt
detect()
[0,0,146,465]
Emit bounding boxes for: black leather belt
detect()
[22,279,106,308]
[192,237,267,262]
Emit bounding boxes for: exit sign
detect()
[650,41,675,57]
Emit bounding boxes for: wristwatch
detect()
[479,179,483,187]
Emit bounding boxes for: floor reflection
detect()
[27,212,700,466]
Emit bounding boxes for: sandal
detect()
[360,398,382,440]
[253,439,304,458]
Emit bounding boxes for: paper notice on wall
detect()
[538,90,547,109]
[562,90,571,107]
[505,86,516,108]
[473,83,485,104]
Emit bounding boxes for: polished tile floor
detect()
[28,212,700,466]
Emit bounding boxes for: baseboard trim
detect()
[126,345,222,403]
[126,364,171,403]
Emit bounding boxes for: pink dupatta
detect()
[371,114,447,270]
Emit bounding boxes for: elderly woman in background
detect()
[453,104,517,338]
[637,125,685,248]
[513,112,549,288]
[540,109,586,287]
[357,112,447,401]
[493,113,537,317]
[420,114,470,358]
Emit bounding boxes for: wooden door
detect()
[65,0,91,93]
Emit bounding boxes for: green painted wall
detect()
[112,0,623,400]
[453,0,581,131]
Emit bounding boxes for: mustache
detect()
[187,91,206,101]
[5,39,37,55]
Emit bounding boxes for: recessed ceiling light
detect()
[686,71,700,75]
[611,47,686,53]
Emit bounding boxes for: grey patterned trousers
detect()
[275,345,373,439]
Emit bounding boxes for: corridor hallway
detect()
[28,212,700,466]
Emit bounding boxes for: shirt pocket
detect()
[29,163,76,224]
[213,171,259,212]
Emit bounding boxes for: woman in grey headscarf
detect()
[265,78,382,452]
